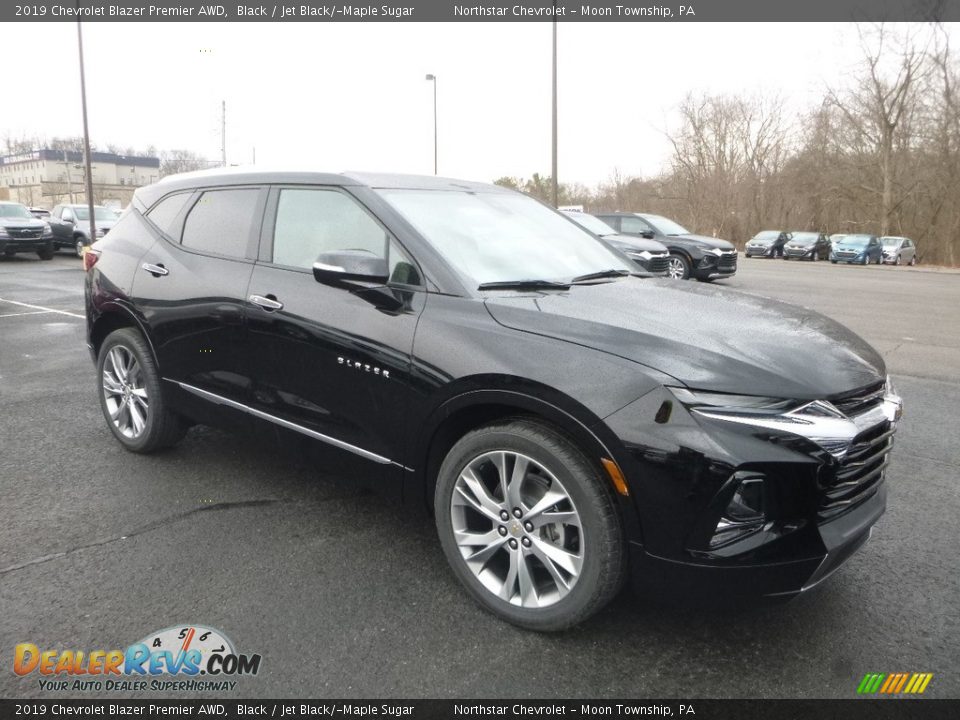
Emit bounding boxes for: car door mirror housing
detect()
[640,230,655,239]
[313,250,389,286]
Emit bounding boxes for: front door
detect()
[244,186,426,472]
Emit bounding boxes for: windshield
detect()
[830,234,846,242]
[789,232,819,245]
[0,203,34,219]
[562,211,617,236]
[840,234,873,248]
[639,214,690,236]
[377,189,634,286]
[74,206,115,221]
[751,231,781,242]
[881,237,903,247]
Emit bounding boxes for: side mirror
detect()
[63,216,75,224]
[313,250,389,286]
[640,230,655,239]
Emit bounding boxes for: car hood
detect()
[0,216,45,228]
[484,278,885,400]
[605,233,669,254]
[668,234,735,251]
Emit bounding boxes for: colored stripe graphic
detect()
[858,673,933,694]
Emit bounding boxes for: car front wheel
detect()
[97,328,186,453]
[435,419,626,631]
[667,254,691,280]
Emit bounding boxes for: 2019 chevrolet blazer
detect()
[85,170,902,631]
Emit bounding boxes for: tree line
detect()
[500,24,960,266]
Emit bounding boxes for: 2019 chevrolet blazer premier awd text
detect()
[85,170,902,631]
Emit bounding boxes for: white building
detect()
[0,148,160,208]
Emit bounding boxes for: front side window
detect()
[377,189,633,286]
[639,214,691,236]
[181,188,260,258]
[272,188,419,285]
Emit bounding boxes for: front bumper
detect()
[694,251,737,279]
[0,237,51,253]
[601,382,899,599]
[783,247,814,259]
[745,246,775,257]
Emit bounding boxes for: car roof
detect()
[137,167,509,209]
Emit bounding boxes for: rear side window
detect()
[181,189,260,258]
[146,193,192,237]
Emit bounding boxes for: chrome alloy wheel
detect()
[101,345,149,439]
[450,451,583,608]
[667,256,686,279]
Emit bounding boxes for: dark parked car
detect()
[561,211,670,276]
[85,170,901,631]
[594,212,736,281]
[50,204,119,257]
[782,232,831,261]
[881,236,918,266]
[745,230,791,258]
[831,234,884,265]
[0,201,55,259]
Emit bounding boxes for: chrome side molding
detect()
[169,380,394,466]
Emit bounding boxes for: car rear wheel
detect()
[434,419,626,631]
[909,255,917,266]
[667,254,690,280]
[97,328,186,453]
[75,238,86,258]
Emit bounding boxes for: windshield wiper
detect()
[570,269,632,283]
[478,279,571,291]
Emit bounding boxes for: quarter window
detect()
[181,189,260,258]
[146,193,193,237]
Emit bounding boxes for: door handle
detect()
[249,294,284,312]
[141,262,169,277]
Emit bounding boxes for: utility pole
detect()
[551,16,558,208]
[221,100,227,167]
[77,17,96,240]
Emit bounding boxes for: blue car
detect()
[830,234,884,265]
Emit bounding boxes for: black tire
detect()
[37,242,54,260]
[97,328,186,453]
[434,418,626,632]
[667,253,691,280]
[909,255,917,266]
[3,250,15,258]
[75,238,87,258]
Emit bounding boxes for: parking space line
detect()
[0,310,52,318]
[0,297,84,319]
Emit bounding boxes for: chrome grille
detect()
[820,420,893,519]
[646,254,669,274]
[831,381,886,416]
[7,226,42,239]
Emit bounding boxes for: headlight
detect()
[0,227,9,238]
[42,222,53,238]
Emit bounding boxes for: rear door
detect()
[132,186,266,406]
[244,185,426,472]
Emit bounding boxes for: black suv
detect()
[85,171,901,631]
[594,212,737,281]
[0,201,55,259]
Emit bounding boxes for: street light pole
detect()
[76,17,97,241]
[425,74,438,175]
[551,16,558,208]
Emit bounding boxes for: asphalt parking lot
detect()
[1,253,958,699]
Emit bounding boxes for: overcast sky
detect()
[6,22,956,186]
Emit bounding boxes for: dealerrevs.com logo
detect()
[14,625,261,692]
